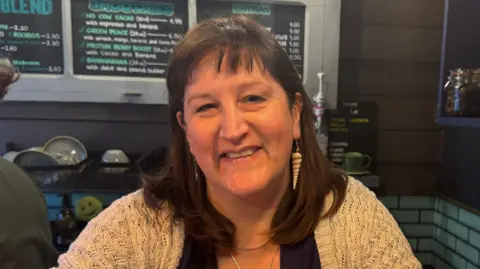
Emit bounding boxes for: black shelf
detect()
[39,173,142,194]
[436,117,480,128]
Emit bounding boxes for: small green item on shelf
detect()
[75,196,103,221]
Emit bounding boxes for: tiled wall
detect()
[380,196,480,269]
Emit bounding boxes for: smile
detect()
[224,147,259,159]
[84,210,97,217]
[220,147,262,164]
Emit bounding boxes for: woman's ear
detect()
[176,111,190,141]
[176,111,184,128]
[292,92,303,140]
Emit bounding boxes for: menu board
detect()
[327,102,379,173]
[71,0,188,78]
[197,0,305,77]
[0,0,64,74]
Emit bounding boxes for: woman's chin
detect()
[225,179,271,197]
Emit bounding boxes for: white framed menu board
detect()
[2,0,339,108]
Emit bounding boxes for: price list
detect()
[0,0,64,74]
[71,0,188,78]
[327,102,379,172]
[197,1,305,77]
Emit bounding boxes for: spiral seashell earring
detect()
[292,140,302,190]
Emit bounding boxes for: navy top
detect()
[178,234,321,269]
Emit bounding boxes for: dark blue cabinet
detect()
[436,0,480,128]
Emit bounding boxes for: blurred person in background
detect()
[0,55,59,269]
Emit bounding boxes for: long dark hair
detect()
[143,15,347,252]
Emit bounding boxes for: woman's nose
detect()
[219,109,248,144]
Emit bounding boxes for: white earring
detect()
[292,140,302,190]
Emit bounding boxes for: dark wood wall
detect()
[338,0,444,195]
[0,102,170,155]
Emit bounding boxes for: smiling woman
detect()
[54,15,421,269]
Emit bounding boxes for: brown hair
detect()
[143,15,347,252]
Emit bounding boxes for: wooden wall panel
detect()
[338,0,444,195]
[377,131,442,163]
[377,163,439,196]
[357,97,439,130]
[0,120,169,154]
[360,26,443,63]
[363,0,444,27]
[339,60,440,97]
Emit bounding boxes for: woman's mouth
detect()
[221,147,262,161]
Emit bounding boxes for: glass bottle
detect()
[54,194,78,251]
[444,68,468,116]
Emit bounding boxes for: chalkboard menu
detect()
[327,102,379,173]
[0,0,64,74]
[71,0,188,78]
[197,0,305,77]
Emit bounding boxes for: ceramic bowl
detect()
[44,135,88,165]
[101,149,130,173]
[13,148,60,184]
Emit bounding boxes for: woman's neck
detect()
[206,175,289,250]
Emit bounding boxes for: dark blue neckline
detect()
[178,234,321,269]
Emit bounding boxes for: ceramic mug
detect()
[341,152,371,173]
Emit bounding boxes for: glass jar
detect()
[444,68,468,116]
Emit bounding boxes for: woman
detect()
[55,15,421,268]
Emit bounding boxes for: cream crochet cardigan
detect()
[54,178,421,269]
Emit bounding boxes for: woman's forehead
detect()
[186,66,276,97]
[191,49,266,78]
[188,54,268,85]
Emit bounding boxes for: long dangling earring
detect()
[292,140,302,190]
[193,158,199,181]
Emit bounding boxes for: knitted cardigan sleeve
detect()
[361,194,422,268]
[351,180,422,268]
[55,198,133,269]
[321,178,422,269]
[52,191,185,269]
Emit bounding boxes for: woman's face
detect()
[178,59,302,198]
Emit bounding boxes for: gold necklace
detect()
[230,246,279,269]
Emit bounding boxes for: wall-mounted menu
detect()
[71,0,188,78]
[327,102,378,173]
[0,0,64,74]
[197,0,305,77]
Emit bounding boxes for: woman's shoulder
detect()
[315,178,386,268]
[325,176,380,219]
[92,189,180,230]
[57,190,184,267]
[317,176,384,233]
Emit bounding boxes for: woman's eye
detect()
[196,103,216,113]
[243,95,265,103]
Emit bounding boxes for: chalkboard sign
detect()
[197,0,305,77]
[327,102,379,174]
[71,0,188,78]
[0,0,64,74]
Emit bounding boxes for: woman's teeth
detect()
[225,148,257,159]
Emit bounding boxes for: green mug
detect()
[341,152,371,173]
